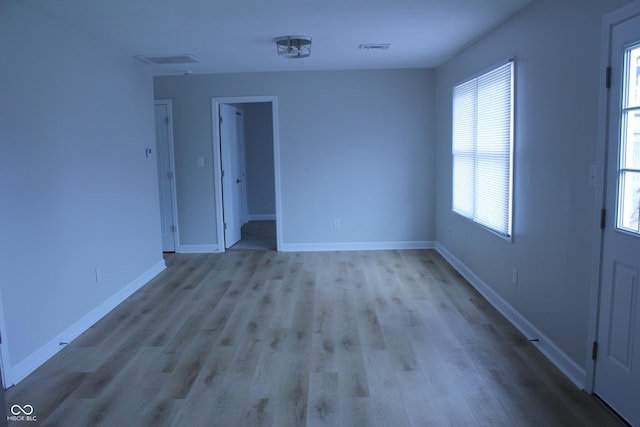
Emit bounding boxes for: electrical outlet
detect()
[333,218,341,229]
[512,268,518,286]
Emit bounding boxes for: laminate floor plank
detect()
[349,266,387,352]
[395,370,446,427]
[306,372,338,427]
[267,275,297,329]
[310,267,339,374]
[38,397,96,427]
[158,330,213,399]
[168,347,235,427]
[334,289,370,400]
[338,397,375,427]
[82,347,169,427]
[5,250,625,427]
[361,349,411,427]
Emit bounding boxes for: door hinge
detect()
[224,223,227,230]
[605,66,611,89]
[221,169,225,177]
[165,116,170,124]
[600,208,606,229]
[167,171,174,180]
[219,115,223,124]
[592,341,598,360]
[171,225,176,233]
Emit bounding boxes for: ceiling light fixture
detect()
[275,36,312,58]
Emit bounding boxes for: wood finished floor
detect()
[6,250,623,427]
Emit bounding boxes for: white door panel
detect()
[595,11,640,426]
[220,104,242,248]
[236,110,248,225]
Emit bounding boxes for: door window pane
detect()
[624,44,640,108]
[617,44,640,234]
[618,171,640,233]
[622,111,640,169]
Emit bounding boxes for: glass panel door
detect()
[617,44,640,234]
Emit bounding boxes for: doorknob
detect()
[236,178,242,184]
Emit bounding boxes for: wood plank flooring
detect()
[5,250,624,426]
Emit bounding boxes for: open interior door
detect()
[219,104,243,248]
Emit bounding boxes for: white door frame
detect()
[0,286,11,388]
[211,96,282,252]
[586,0,640,392]
[154,99,180,252]
[219,103,243,248]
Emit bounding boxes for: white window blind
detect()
[452,61,514,237]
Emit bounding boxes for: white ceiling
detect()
[20,0,533,75]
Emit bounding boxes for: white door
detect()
[595,12,640,426]
[236,110,248,226]
[154,101,178,252]
[219,104,242,248]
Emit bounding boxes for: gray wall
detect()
[435,0,631,369]
[154,69,436,249]
[0,0,163,380]
[244,103,276,219]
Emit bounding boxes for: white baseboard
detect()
[5,260,166,387]
[434,243,586,389]
[246,214,276,221]
[280,241,435,252]
[176,244,220,253]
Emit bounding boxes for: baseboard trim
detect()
[176,244,220,254]
[246,214,276,221]
[280,241,435,252]
[5,259,166,387]
[434,242,586,389]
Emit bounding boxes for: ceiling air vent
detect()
[359,44,391,51]
[135,54,201,65]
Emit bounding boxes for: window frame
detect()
[614,43,640,235]
[451,59,515,240]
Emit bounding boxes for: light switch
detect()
[197,156,204,168]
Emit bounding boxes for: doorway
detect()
[589,3,640,426]
[211,96,281,252]
[154,100,179,252]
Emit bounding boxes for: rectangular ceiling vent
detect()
[135,54,201,65]
[359,44,391,51]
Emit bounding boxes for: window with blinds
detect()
[452,61,514,237]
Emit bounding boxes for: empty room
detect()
[1,0,639,425]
